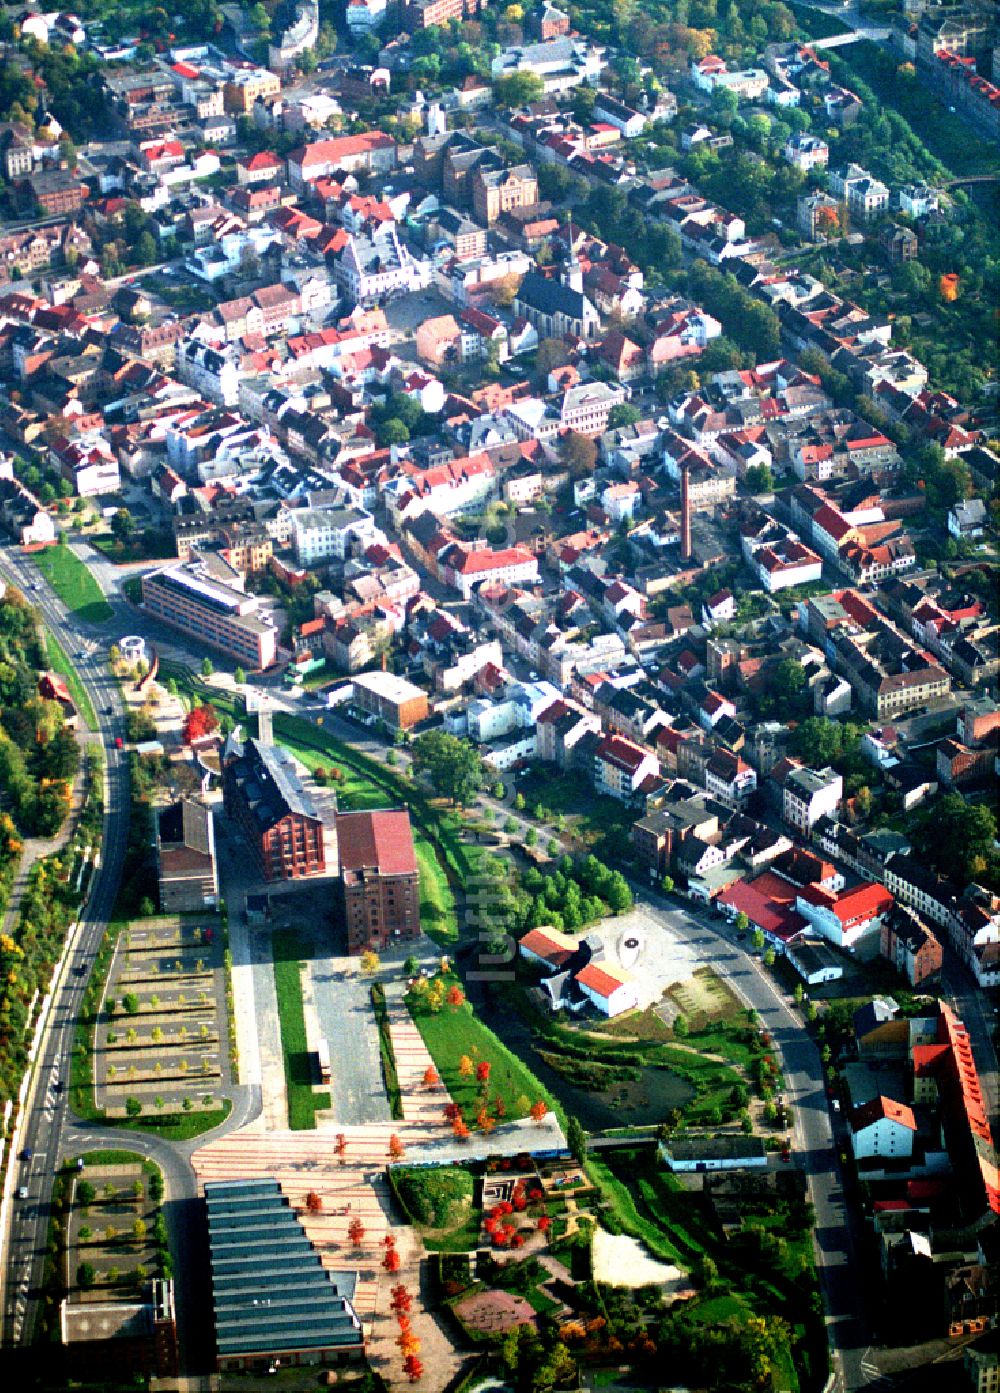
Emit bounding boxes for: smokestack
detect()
[680,462,692,561]
[258,703,273,746]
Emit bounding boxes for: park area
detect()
[32,543,113,624]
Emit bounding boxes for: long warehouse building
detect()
[141,554,278,669]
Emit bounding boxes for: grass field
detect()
[44,629,98,730]
[34,544,114,624]
[272,929,324,1130]
[406,973,558,1125]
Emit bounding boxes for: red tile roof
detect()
[336,809,417,877]
[850,1095,916,1132]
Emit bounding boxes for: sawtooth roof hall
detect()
[204,1178,363,1371]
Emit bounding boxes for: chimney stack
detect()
[680,462,692,561]
[257,703,273,746]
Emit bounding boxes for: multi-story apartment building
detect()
[593,734,659,802]
[223,66,281,114]
[287,132,396,189]
[775,760,843,834]
[404,0,483,30]
[292,506,378,567]
[351,670,429,729]
[828,163,889,223]
[880,903,943,986]
[223,736,327,881]
[141,556,278,669]
[337,809,420,954]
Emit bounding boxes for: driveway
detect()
[307,947,391,1127]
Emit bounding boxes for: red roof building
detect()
[336,809,420,955]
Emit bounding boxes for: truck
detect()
[316,1039,331,1084]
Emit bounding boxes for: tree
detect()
[447,984,465,1009]
[233,667,245,686]
[559,430,598,478]
[388,1134,406,1161]
[182,703,220,746]
[745,463,775,494]
[360,950,380,975]
[384,1246,401,1272]
[458,1054,474,1078]
[347,1217,365,1246]
[422,1065,439,1088]
[402,1354,424,1383]
[529,1099,548,1123]
[763,947,776,968]
[305,1191,323,1213]
[475,1059,491,1085]
[661,874,675,895]
[77,1262,96,1289]
[125,1096,142,1118]
[411,730,483,806]
[535,336,570,383]
[494,71,545,107]
[111,507,135,542]
[673,1014,688,1038]
[751,929,765,953]
[607,402,642,431]
[200,657,214,678]
[132,1218,147,1241]
[76,1181,96,1207]
[403,954,420,978]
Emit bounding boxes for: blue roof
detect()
[204,1179,362,1361]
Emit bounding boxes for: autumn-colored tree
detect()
[398,1331,422,1357]
[305,1191,323,1214]
[940,273,960,302]
[443,1101,461,1123]
[458,1054,474,1077]
[511,1183,527,1212]
[422,1066,439,1088]
[182,704,219,745]
[494,1095,507,1119]
[537,1215,552,1234]
[446,983,465,1009]
[390,1284,412,1314]
[347,1217,365,1246]
[475,1059,491,1084]
[388,1133,405,1161]
[529,1099,548,1123]
[402,1354,424,1383]
[384,1247,401,1272]
[452,1118,470,1141]
[334,1133,347,1159]
[476,1108,495,1135]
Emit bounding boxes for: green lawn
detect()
[406,973,558,1125]
[414,836,458,940]
[272,929,322,1130]
[44,628,98,729]
[34,544,114,624]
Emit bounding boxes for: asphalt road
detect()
[0,544,261,1367]
[0,544,130,1349]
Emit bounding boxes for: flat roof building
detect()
[352,669,429,730]
[204,1178,363,1372]
[141,555,278,670]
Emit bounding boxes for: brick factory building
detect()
[336,809,420,954]
[222,735,327,881]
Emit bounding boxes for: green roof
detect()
[204,1179,362,1360]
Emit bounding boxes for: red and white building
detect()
[593,734,659,801]
[575,961,639,1017]
[849,1096,917,1162]
[796,881,894,950]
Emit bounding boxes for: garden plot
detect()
[66,1161,163,1299]
[97,916,229,1121]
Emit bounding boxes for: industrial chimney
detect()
[680,462,692,561]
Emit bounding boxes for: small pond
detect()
[479,998,695,1130]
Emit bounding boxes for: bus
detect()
[316,1039,331,1084]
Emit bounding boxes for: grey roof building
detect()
[205,1178,363,1371]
